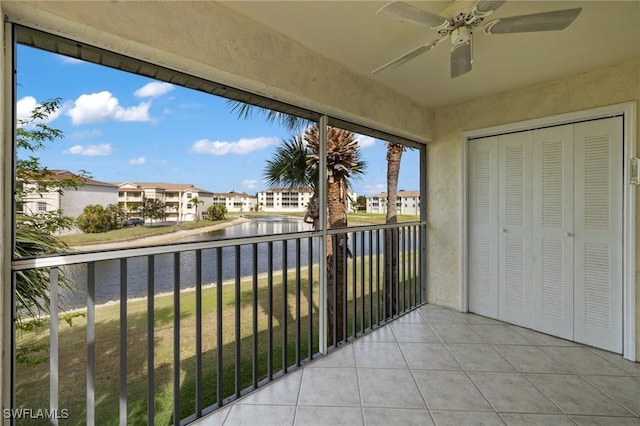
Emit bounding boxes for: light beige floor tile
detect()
[391,310,426,324]
[294,406,363,426]
[412,370,493,412]
[224,404,296,426]
[430,323,485,344]
[541,347,629,376]
[583,375,640,416]
[363,407,433,426]
[400,342,461,370]
[470,325,531,345]
[193,406,232,425]
[571,416,640,425]
[525,373,633,416]
[238,370,302,406]
[492,345,572,374]
[587,348,640,376]
[469,372,561,414]
[297,367,361,407]
[358,368,427,409]
[430,410,505,426]
[421,308,466,324]
[508,326,578,347]
[499,413,576,425]
[309,344,355,368]
[458,313,506,326]
[447,344,516,372]
[353,341,408,369]
[390,322,440,342]
[357,325,396,343]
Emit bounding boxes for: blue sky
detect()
[17,44,420,196]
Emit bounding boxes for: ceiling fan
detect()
[373,1,582,78]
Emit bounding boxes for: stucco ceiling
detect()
[223,1,640,109]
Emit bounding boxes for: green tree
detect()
[189,196,204,221]
[384,143,405,317]
[356,195,367,212]
[207,204,227,220]
[15,98,89,322]
[76,204,123,233]
[141,198,166,224]
[264,124,366,343]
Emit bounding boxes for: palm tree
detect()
[189,196,203,221]
[264,124,366,343]
[384,143,405,317]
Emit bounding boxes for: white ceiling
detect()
[223,1,640,109]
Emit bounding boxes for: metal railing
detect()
[11,222,425,425]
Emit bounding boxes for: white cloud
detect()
[16,96,64,126]
[134,82,174,98]
[66,91,151,125]
[242,179,259,189]
[191,137,279,155]
[355,134,376,148]
[63,143,112,156]
[129,156,147,165]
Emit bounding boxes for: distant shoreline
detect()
[70,216,252,251]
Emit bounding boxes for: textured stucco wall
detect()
[1,0,433,143]
[430,59,640,356]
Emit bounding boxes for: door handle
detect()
[500,228,506,233]
[564,232,572,237]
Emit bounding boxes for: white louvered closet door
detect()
[469,137,499,318]
[498,132,534,327]
[573,117,623,353]
[532,125,574,340]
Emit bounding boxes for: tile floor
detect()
[193,304,640,425]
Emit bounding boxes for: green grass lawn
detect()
[59,219,232,246]
[15,252,421,425]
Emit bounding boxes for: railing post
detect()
[318,115,328,354]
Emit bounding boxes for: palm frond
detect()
[226,100,310,131]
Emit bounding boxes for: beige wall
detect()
[1,0,433,143]
[429,59,640,356]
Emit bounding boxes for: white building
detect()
[117,182,214,222]
[366,190,420,215]
[257,188,314,213]
[211,191,257,212]
[257,188,358,213]
[21,170,119,219]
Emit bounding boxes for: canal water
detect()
[60,217,411,309]
[62,217,316,308]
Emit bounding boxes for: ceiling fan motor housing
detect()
[451,26,471,45]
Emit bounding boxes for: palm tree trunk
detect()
[327,178,347,345]
[385,143,404,318]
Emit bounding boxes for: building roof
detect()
[259,187,314,194]
[213,191,256,199]
[39,170,118,188]
[115,182,213,193]
[368,190,420,198]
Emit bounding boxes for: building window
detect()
[37,202,47,212]
[186,192,192,198]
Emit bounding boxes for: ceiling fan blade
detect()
[377,1,448,29]
[451,42,472,78]
[474,0,506,15]
[484,8,582,34]
[373,40,441,74]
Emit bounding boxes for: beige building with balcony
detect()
[211,191,257,213]
[366,190,420,216]
[117,182,214,222]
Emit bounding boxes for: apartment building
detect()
[366,190,420,215]
[20,170,119,219]
[117,182,214,222]
[211,191,257,212]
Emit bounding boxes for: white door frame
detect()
[461,102,637,361]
